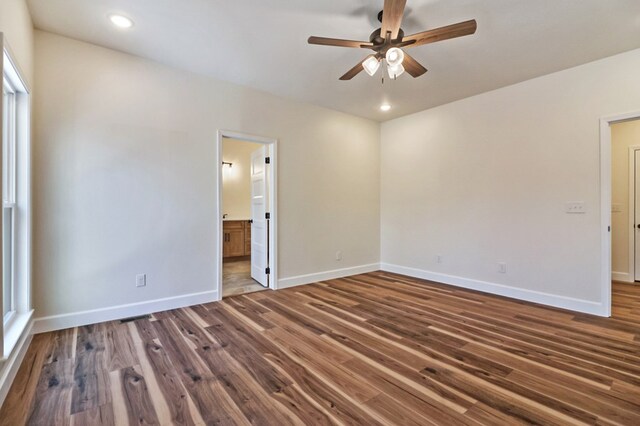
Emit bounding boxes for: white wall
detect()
[33,31,380,325]
[33,21,640,327]
[381,48,640,315]
[610,120,640,281]
[222,138,262,220]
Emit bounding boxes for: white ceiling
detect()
[26,0,640,121]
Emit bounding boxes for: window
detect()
[2,77,16,323]
[1,43,31,358]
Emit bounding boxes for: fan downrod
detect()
[371,10,404,46]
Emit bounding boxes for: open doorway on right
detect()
[611,119,640,321]
[221,137,273,298]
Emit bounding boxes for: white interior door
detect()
[250,146,268,287]
[635,150,640,281]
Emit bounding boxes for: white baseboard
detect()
[612,271,633,283]
[0,319,33,409]
[277,263,380,290]
[33,290,218,334]
[380,263,607,317]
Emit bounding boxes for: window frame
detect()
[1,40,32,361]
[2,77,16,326]
[3,77,16,206]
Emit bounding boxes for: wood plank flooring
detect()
[2,272,640,425]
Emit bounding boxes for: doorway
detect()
[602,112,640,319]
[216,131,277,300]
[611,120,640,284]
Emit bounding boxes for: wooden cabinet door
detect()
[223,221,245,258]
[223,229,245,257]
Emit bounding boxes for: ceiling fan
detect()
[308,0,477,80]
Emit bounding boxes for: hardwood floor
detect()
[2,272,640,425]
[223,259,266,298]
[612,281,640,322]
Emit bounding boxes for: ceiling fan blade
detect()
[381,0,407,40]
[403,19,477,47]
[402,53,428,78]
[308,36,373,49]
[339,59,367,80]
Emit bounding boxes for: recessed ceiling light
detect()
[380,104,391,112]
[109,14,134,29]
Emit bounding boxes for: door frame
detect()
[215,130,278,301]
[600,110,640,317]
[626,145,640,282]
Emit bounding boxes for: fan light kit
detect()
[308,0,477,81]
[362,48,407,80]
[363,56,381,76]
[387,63,405,79]
[380,104,392,112]
[109,14,134,29]
[385,48,404,67]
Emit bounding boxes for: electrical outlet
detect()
[335,251,342,261]
[498,263,507,274]
[436,255,442,264]
[136,274,146,287]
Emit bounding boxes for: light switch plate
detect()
[565,202,586,214]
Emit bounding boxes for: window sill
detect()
[2,310,33,360]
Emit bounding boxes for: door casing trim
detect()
[216,130,278,300]
[600,111,640,317]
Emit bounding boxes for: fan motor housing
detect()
[369,28,405,46]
